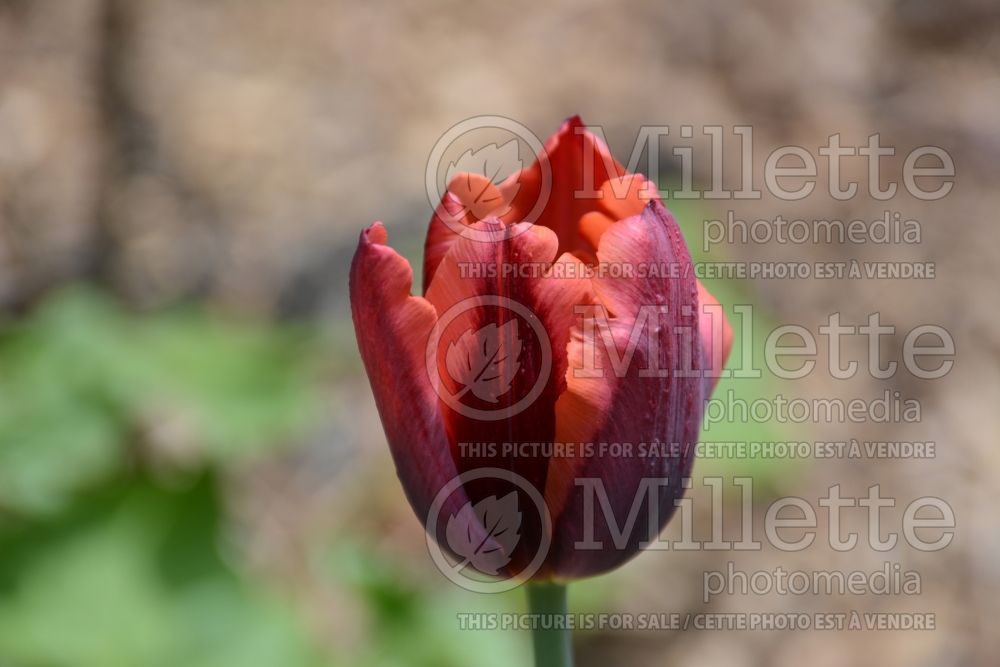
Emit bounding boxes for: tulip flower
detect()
[351,116,732,666]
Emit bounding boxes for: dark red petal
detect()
[350,223,472,542]
[424,220,592,573]
[544,201,704,578]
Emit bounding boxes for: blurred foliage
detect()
[0,475,329,667]
[328,542,528,667]
[0,286,321,516]
[0,286,334,666]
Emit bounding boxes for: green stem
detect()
[525,582,573,667]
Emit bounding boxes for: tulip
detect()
[351,116,732,665]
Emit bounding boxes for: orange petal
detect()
[578,211,615,250]
[598,173,657,221]
[447,172,506,221]
[423,174,509,293]
[697,281,733,397]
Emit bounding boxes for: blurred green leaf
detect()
[0,286,324,516]
[327,542,529,667]
[0,476,330,667]
[133,309,320,462]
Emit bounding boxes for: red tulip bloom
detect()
[351,117,732,582]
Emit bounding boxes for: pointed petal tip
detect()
[551,115,587,144]
[639,199,684,233]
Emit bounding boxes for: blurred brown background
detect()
[0,1,998,666]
